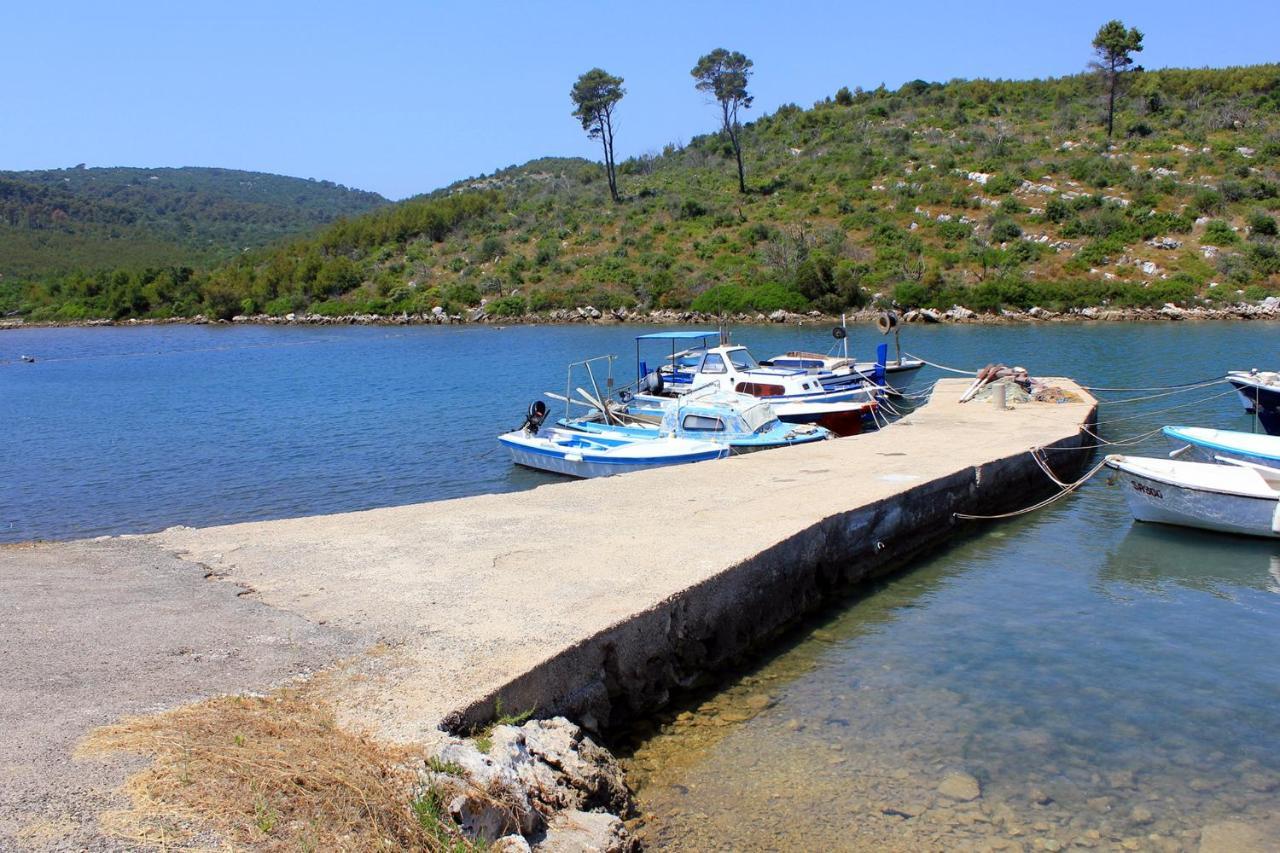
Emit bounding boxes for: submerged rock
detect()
[937,771,982,802]
[1199,820,1271,852]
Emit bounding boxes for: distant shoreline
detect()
[4,301,1280,332]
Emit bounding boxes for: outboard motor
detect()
[639,370,664,395]
[519,400,548,434]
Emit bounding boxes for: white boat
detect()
[761,313,924,394]
[499,425,727,479]
[1163,425,1280,469]
[1227,370,1280,435]
[630,330,882,435]
[634,330,880,405]
[1105,454,1280,538]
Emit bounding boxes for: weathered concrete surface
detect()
[146,377,1097,740]
[0,539,364,851]
[0,378,1095,849]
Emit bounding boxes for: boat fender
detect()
[520,400,549,435]
[876,312,899,334]
[832,326,847,340]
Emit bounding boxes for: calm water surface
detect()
[3,321,1279,850]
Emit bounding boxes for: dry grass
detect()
[79,689,480,852]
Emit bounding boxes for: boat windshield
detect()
[738,401,776,433]
[726,348,758,371]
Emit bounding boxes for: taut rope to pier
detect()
[953,453,1110,521]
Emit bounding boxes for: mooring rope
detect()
[1091,386,1240,428]
[1090,378,1227,406]
[1075,423,1169,450]
[954,455,1110,521]
[1080,374,1228,393]
[903,352,976,375]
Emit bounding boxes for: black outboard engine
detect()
[639,370,664,395]
[519,400,548,434]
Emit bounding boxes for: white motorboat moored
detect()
[1105,453,1280,538]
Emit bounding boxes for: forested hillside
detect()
[5,63,1279,322]
[0,166,386,279]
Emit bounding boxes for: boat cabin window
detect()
[736,382,785,397]
[682,414,726,432]
[701,353,728,374]
[727,349,758,371]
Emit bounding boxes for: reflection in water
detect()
[1100,523,1280,598]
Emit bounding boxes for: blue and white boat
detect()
[499,425,727,479]
[562,391,831,454]
[1164,425,1280,469]
[631,330,882,435]
[1228,370,1280,435]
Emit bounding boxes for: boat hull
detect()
[1228,373,1280,435]
[1163,426,1280,469]
[499,431,727,478]
[1106,456,1280,538]
[558,418,828,453]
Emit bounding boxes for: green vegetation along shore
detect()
[3,62,1278,324]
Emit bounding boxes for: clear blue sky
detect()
[5,1,1277,199]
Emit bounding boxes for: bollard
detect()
[993,382,1007,410]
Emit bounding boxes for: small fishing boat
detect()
[1105,454,1280,538]
[499,403,727,478]
[563,391,831,453]
[1163,425,1280,469]
[761,313,924,394]
[1227,370,1280,435]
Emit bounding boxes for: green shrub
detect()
[990,216,1022,242]
[1203,220,1239,245]
[985,173,1019,195]
[485,295,526,317]
[1248,211,1278,236]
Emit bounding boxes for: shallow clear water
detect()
[4,321,1280,850]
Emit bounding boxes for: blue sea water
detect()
[4,320,1280,849]
[2,320,1271,543]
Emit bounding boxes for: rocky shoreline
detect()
[421,716,638,852]
[4,298,1280,332]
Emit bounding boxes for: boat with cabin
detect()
[562,389,831,453]
[629,330,882,435]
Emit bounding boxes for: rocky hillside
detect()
[6,64,1279,322]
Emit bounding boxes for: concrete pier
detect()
[0,378,1095,847]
